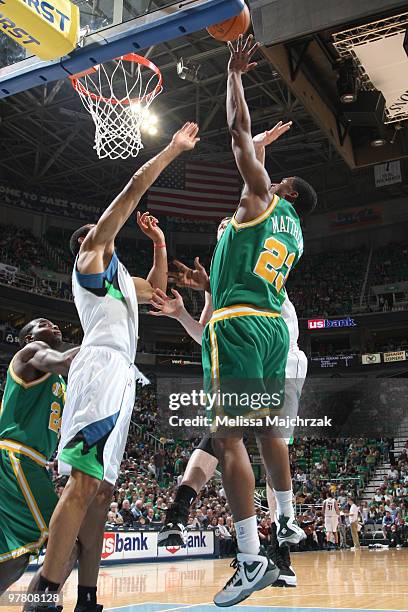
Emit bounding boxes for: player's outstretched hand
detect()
[168,257,210,292]
[137,211,165,245]
[171,122,200,152]
[228,34,260,74]
[149,288,184,319]
[253,121,292,148]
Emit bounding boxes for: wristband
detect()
[154,243,166,249]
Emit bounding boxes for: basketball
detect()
[207,5,251,42]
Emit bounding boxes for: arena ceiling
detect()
[1,17,408,211]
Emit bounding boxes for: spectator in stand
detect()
[107,503,124,526]
[387,524,402,548]
[198,507,209,529]
[217,517,234,557]
[119,499,135,528]
[145,508,157,524]
[387,466,399,481]
[154,448,165,482]
[382,510,394,539]
[131,499,144,520]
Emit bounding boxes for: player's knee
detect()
[95,481,115,511]
[212,436,242,457]
[68,469,101,501]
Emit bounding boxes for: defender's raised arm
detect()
[83,123,200,255]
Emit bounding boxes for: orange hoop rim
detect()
[69,53,163,106]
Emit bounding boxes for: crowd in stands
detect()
[0,356,406,551]
[287,247,368,317]
[1,218,408,318]
[369,241,408,287]
[365,444,408,544]
[3,220,408,318]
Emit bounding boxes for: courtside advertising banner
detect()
[28,531,215,568]
[383,351,406,363]
[157,531,214,558]
[362,353,382,365]
[101,531,158,562]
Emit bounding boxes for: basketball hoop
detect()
[70,53,163,160]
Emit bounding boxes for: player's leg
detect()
[25,541,81,606]
[325,525,334,548]
[69,370,138,610]
[257,435,305,546]
[159,437,218,547]
[0,450,58,595]
[202,318,279,607]
[259,322,305,547]
[212,432,279,607]
[265,481,297,587]
[75,480,114,612]
[266,351,307,586]
[34,356,137,603]
[39,468,100,587]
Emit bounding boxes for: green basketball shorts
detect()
[0,441,57,563]
[202,304,289,419]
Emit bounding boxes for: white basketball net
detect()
[71,55,163,160]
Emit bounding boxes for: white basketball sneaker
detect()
[213,546,280,607]
[276,514,306,545]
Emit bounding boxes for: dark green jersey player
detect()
[0,319,78,595]
[205,36,317,608]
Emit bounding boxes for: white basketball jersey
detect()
[324,499,337,517]
[281,293,300,352]
[72,253,138,362]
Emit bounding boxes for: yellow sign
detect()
[0,0,79,61]
[383,350,406,363]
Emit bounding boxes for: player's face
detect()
[30,318,63,349]
[273,176,297,202]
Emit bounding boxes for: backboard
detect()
[0,0,245,98]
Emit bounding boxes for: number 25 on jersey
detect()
[254,237,296,293]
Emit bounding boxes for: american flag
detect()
[147,160,241,219]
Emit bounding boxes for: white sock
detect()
[235,515,260,555]
[273,489,294,519]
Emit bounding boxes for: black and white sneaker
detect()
[213,546,280,607]
[276,514,306,546]
[157,521,187,547]
[275,543,296,587]
[157,503,188,547]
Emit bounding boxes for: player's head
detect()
[19,318,62,349]
[217,216,231,241]
[273,176,317,218]
[69,223,95,257]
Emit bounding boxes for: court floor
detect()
[9,549,408,612]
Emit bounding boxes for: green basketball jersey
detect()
[0,358,66,460]
[210,194,303,312]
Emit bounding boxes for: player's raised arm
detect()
[226,35,270,198]
[132,212,168,303]
[84,123,200,253]
[16,342,79,377]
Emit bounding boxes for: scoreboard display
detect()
[311,355,357,368]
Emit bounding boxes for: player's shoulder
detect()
[17,341,51,362]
